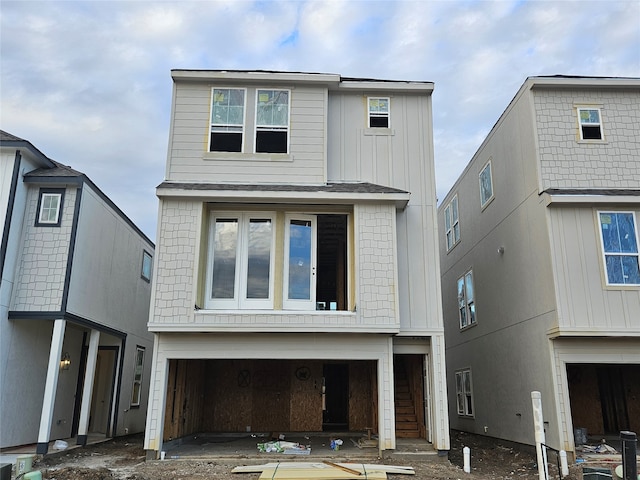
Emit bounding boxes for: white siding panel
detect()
[549,206,640,332]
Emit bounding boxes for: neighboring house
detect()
[143,70,449,458]
[0,130,155,453]
[438,76,640,457]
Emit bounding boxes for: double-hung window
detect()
[206,212,276,309]
[577,107,604,141]
[368,97,390,128]
[455,368,474,417]
[444,195,460,250]
[457,270,475,328]
[36,189,64,226]
[598,212,640,286]
[210,88,245,152]
[255,89,289,153]
[479,160,494,208]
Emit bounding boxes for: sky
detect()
[1,0,639,240]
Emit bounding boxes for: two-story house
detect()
[438,76,640,457]
[1,130,155,453]
[143,70,450,458]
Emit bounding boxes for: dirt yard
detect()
[32,431,584,480]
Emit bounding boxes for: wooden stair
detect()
[394,366,420,438]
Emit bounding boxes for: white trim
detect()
[209,87,247,153]
[254,88,291,154]
[479,159,494,209]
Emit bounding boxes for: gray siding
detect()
[67,185,154,339]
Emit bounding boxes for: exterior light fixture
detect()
[60,352,71,370]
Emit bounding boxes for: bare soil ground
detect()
[33,431,584,480]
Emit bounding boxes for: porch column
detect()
[77,329,100,445]
[37,319,66,454]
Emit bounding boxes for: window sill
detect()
[460,322,477,332]
[576,139,608,145]
[363,128,395,136]
[196,309,355,315]
[203,152,293,162]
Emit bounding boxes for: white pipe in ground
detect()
[463,446,471,473]
[531,391,549,480]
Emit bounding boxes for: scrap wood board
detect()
[232,463,415,475]
[258,468,388,479]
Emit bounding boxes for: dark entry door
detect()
[322,364,349,431]
[597,366,629,433]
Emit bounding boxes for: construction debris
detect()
[232,462,416,478]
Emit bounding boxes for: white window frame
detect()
[444,195,460,251]
[205,212,276,309]
[209,87,246,152]
[36,190,63,226]
[577,107,604,141]
[283,214,317,310]
[141,250,152,282]
[479,160,494,208]
[457,270,476,329]
[368,97,390,128]
[131,346,145,407]
[597,211,640,286]
[255,89,290,154]
[455,368,474,417]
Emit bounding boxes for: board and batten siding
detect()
[534,88,640,191]
[327,93,435,205]
[167,82,327,184]
[548,206,640,333]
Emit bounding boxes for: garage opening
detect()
[567,364,640,437]
[163,359,377,442]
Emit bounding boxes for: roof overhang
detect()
[542,189,640,207]
[157,182,411,209]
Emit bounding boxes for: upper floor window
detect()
[36,189,64,227]
[368,97,390,128]
[479,160,494,208]
[131,346,145,407]
[210,88,246,152]
[256,89,289,153]
[577,107,603,141]
[206,212,276,309]
[455,368,474,417]
[444,195,460,251]
[205,210,349,311]
[457,270,476,328]
[141,250,153,282]
[598,212,640,286]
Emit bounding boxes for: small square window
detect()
[35,189,64,227]
[368,97,390,128]
[444,195,460,251]
[577,107,603,141]
[479,160,494,208]
[141,250,153,282]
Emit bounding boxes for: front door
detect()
[89,347,117,435]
